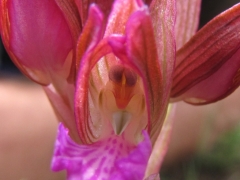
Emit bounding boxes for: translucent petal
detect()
[175,0,201,50]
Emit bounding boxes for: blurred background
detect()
[162,0,240,179]
[0,0,240,180]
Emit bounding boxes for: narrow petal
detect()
[75,4,104,72]
[149,0,176,91]
[175,0,201,50]
[171,3,240,104]
[146,0,176,141]
[125,9,163,137]
[74,0,114,26]
[52,124,152,180]
[0,0,73,85]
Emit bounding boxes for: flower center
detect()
[99,64,147,141]
[108,65,138,109]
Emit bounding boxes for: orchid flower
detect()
[1,0,240,179]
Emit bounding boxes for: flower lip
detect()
[51,123,152,180]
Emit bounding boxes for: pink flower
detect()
[1,0,240,179]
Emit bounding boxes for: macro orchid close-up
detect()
[1,0,240,179]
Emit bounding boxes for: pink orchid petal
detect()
[0,1,46,84]
[140,0,176,141]
[75,4,104,72]
[54,0,82,83]
[54,0,81,42]
[149,0,176,93]
[175,0,201,50]
[74,0,114,26]
[75,35,125,144]
[51,123,152,180]
[2,0,73,85]
[171,3,240,104]
[125,9,163,136]
[104,0,142,36]
[174,48,240,104]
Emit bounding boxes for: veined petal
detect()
[54,0,82,42]
[125,9,163,136]
[75,35,124,144]
[75,4,104,72]
[74,5,120,144]
[93,0,145,97]
[175,0,201,50]
[147,0,176,141]
[149,0,176,90]
[104,0,143,36]
[171,3,240,104]
[0,0,73,85]
[51,123,152,180]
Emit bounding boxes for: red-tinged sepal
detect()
[125,9,163,138]
[75,4,104,72]
[175,0,201,50]
[54,0,81,42]
[171,3,240,104]
[147,0,176,142]
[149,0,176,93]
[104,0,143,36]
[0,0,73,85]
[53,0,82,83]
[122,2,175,142]
[74,0,114,26]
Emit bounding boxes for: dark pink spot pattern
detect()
[51,124,152,180]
